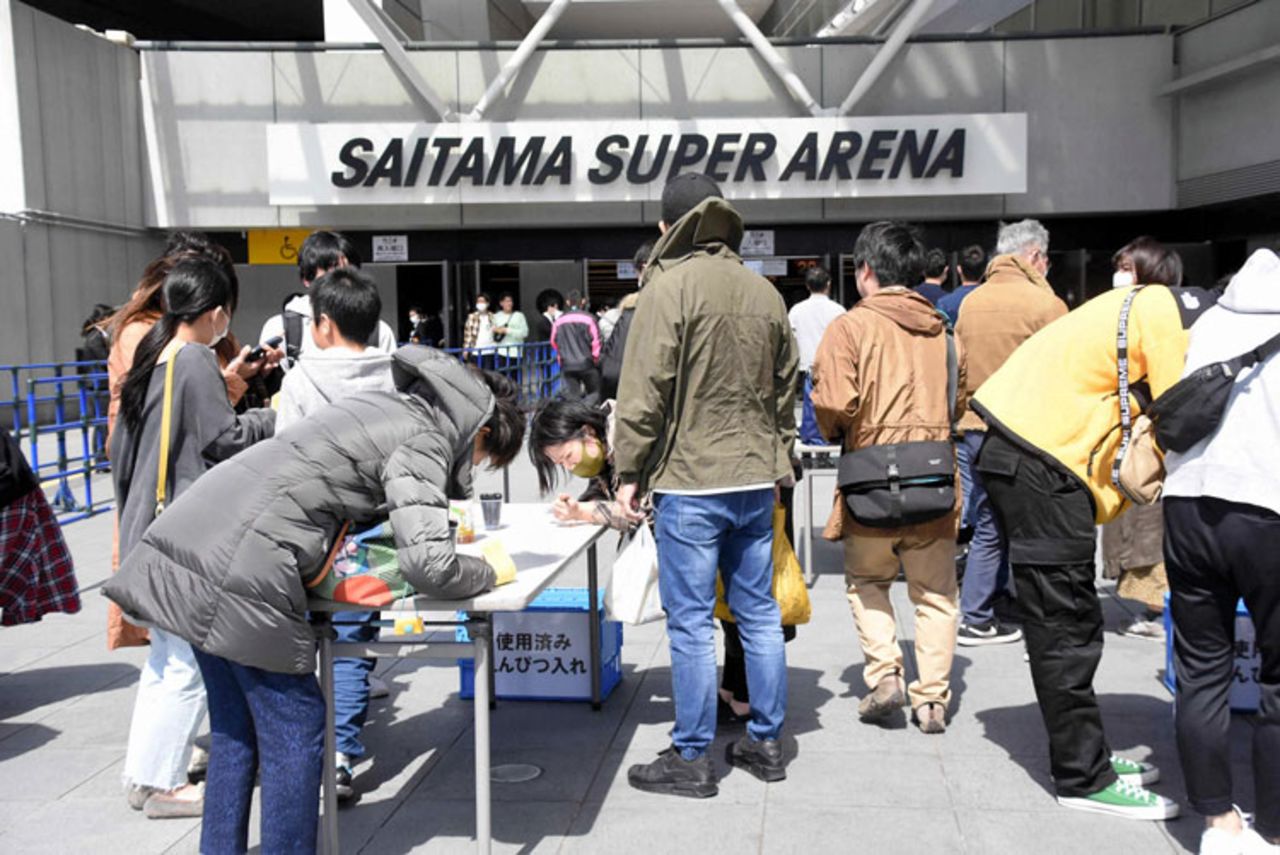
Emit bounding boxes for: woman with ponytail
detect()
[110,255,276,819]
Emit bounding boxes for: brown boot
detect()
[857,673,906,722]
[913,701,947,734]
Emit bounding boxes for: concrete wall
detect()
[1,2,164,365]
[140,32,1179,231]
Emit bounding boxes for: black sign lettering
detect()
[331,137,374,188]
[734,133,776,182]
[705,133,740,182]
[405,137,430,186]
[533,136,573,185]
[889,129,937,179]
[858,130,897,179]
[447,137,487,186]
[667,133,709,180]
[488,136,545,186]
[779,133,819,181]
[819,131,862,181]
[588,135,627,185]
[365,138,404,187]
[427,138,462,186]
[926,129,965,178]
[627,134,670,184]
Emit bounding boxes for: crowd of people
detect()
[7,168,1268,855]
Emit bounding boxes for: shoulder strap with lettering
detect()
[1111,286,1146,491]
[154,339,187,517]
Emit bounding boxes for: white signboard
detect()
[741,229,775,256]
[491,609,600,699]
[267,114,1027,206]
[371,234,408,262]
[616,261,639,280]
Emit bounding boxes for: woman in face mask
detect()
[1103,236,1186,641]
[463,292,496,368]
[528,397,624,527]
[111,256,276,819]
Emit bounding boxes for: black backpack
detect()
[1148,329,1280,453]
[281,292,380,365]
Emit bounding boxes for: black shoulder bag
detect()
[836,330,959,528]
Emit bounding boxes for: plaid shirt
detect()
[1,488,80,625]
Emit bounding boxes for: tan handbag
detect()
[1117,414,1164,506]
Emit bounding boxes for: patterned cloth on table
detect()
[1,488,81,625]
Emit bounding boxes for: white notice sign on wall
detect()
[372,234,408,262]
[741,230,774,256]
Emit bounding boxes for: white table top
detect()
[307,503,609,615]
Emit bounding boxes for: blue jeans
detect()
[799,373,825,446]
[333,610,379,758]
[654,489,786,757]
[958,431,1012,625]
[192,649,324,855]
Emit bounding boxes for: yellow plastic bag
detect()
[715,505,811,626]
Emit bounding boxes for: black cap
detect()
[661,173,724,226]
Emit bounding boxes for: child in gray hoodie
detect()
[276,267,394,800]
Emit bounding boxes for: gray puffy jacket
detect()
[103,346,498,674]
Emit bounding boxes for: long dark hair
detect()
[107,241,238,339]
[118,257,233,437]
[528,397,610,494]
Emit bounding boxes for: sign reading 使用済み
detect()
[266,114,1027,206]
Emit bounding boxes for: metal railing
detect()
[2,343,565,524]
[2,360,112,524]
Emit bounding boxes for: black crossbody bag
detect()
[836,330,959,529]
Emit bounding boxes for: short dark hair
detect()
[661,173,723,226]
[299,231,361,283]
[536,289,564,313]
[476,369,525,469]
[476,292,492,305]
[1113,236,1183,287]
[567,290,582,308]
[804,266,832,293]
[923,248,948,279]
[310,268,382,344]
[164,230,214,256]
[529,397,610,494]
[958,245,987,283]
[499,292,516,304]
[853,221,926,289]
[409,305,423,314]
[633,240,655,270]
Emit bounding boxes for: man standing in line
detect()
[789,266,844,446]
[812,221,967,735]
[550,290,602,401]
[614,173,797,797]
[914,248,950,306]
[937,244,988,324]
[953,222,1066,646]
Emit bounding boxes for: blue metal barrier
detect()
[2,344,568,524]
[2,360,111,524]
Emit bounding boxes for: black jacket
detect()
[103,347,498,674]
[600,293,638,401]
[1,431,38,507]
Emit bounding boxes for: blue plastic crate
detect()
[1163,594,1259,713]
[457,587,623,702]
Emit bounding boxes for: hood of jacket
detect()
[649,197,745,272]
[858,288,945,335]
[289,349,394,411]
[984,254,1054,294]
[283,292,312,315]
[1220,249,1280,315]
[392,345,494,498]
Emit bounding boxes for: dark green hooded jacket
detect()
[613,197,798,492]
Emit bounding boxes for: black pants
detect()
[977,430,1116,797]
[561,367,600,402]
[1164,496,1280,836]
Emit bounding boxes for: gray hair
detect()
[996,219,1050,256]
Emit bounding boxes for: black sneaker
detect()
[725,735,786,782]
[627,746,718,798]
[335,753,356,802]
[956,620,1023,647]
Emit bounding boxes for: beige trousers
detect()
[843,534,959,709]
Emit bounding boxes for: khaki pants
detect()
[843,534,959,709]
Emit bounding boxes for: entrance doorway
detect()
[385,262,448,345]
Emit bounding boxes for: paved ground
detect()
[0,459,1259,854]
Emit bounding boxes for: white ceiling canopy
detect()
[521,0,773,40]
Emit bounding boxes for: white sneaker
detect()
[1122,617,1166,642]
[369,674,390,699]
[1200,827,1245,855]
[1240,829,1280,854]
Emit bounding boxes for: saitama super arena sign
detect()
[267,114,1026,206]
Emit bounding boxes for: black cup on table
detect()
[480,493,503,529]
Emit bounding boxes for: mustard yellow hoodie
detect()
[971,285,1198,524]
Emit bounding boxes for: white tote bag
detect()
[605,525,665,625]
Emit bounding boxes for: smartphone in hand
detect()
[246,336,283,363]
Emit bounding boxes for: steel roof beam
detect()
[346,0,456,121]
[716,0,827,116]
[465,0,572,121]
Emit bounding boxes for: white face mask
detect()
[409,314,419,324]
[208,308,229,348]
[476,303,488,313]
[1112,270,1136,289]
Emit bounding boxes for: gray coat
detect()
[104,347,499,674]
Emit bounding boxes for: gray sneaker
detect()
[1122,617,1166,642]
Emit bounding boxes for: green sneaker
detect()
[1110,754,1159,785]
[1058,779,1180,820]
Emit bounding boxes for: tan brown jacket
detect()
[954,254,1067,432]
[811,288,968,541]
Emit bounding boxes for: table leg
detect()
[317,617,339,855]
[587,540,601,711]
[472,618,492,855]
[803,462,815,587]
